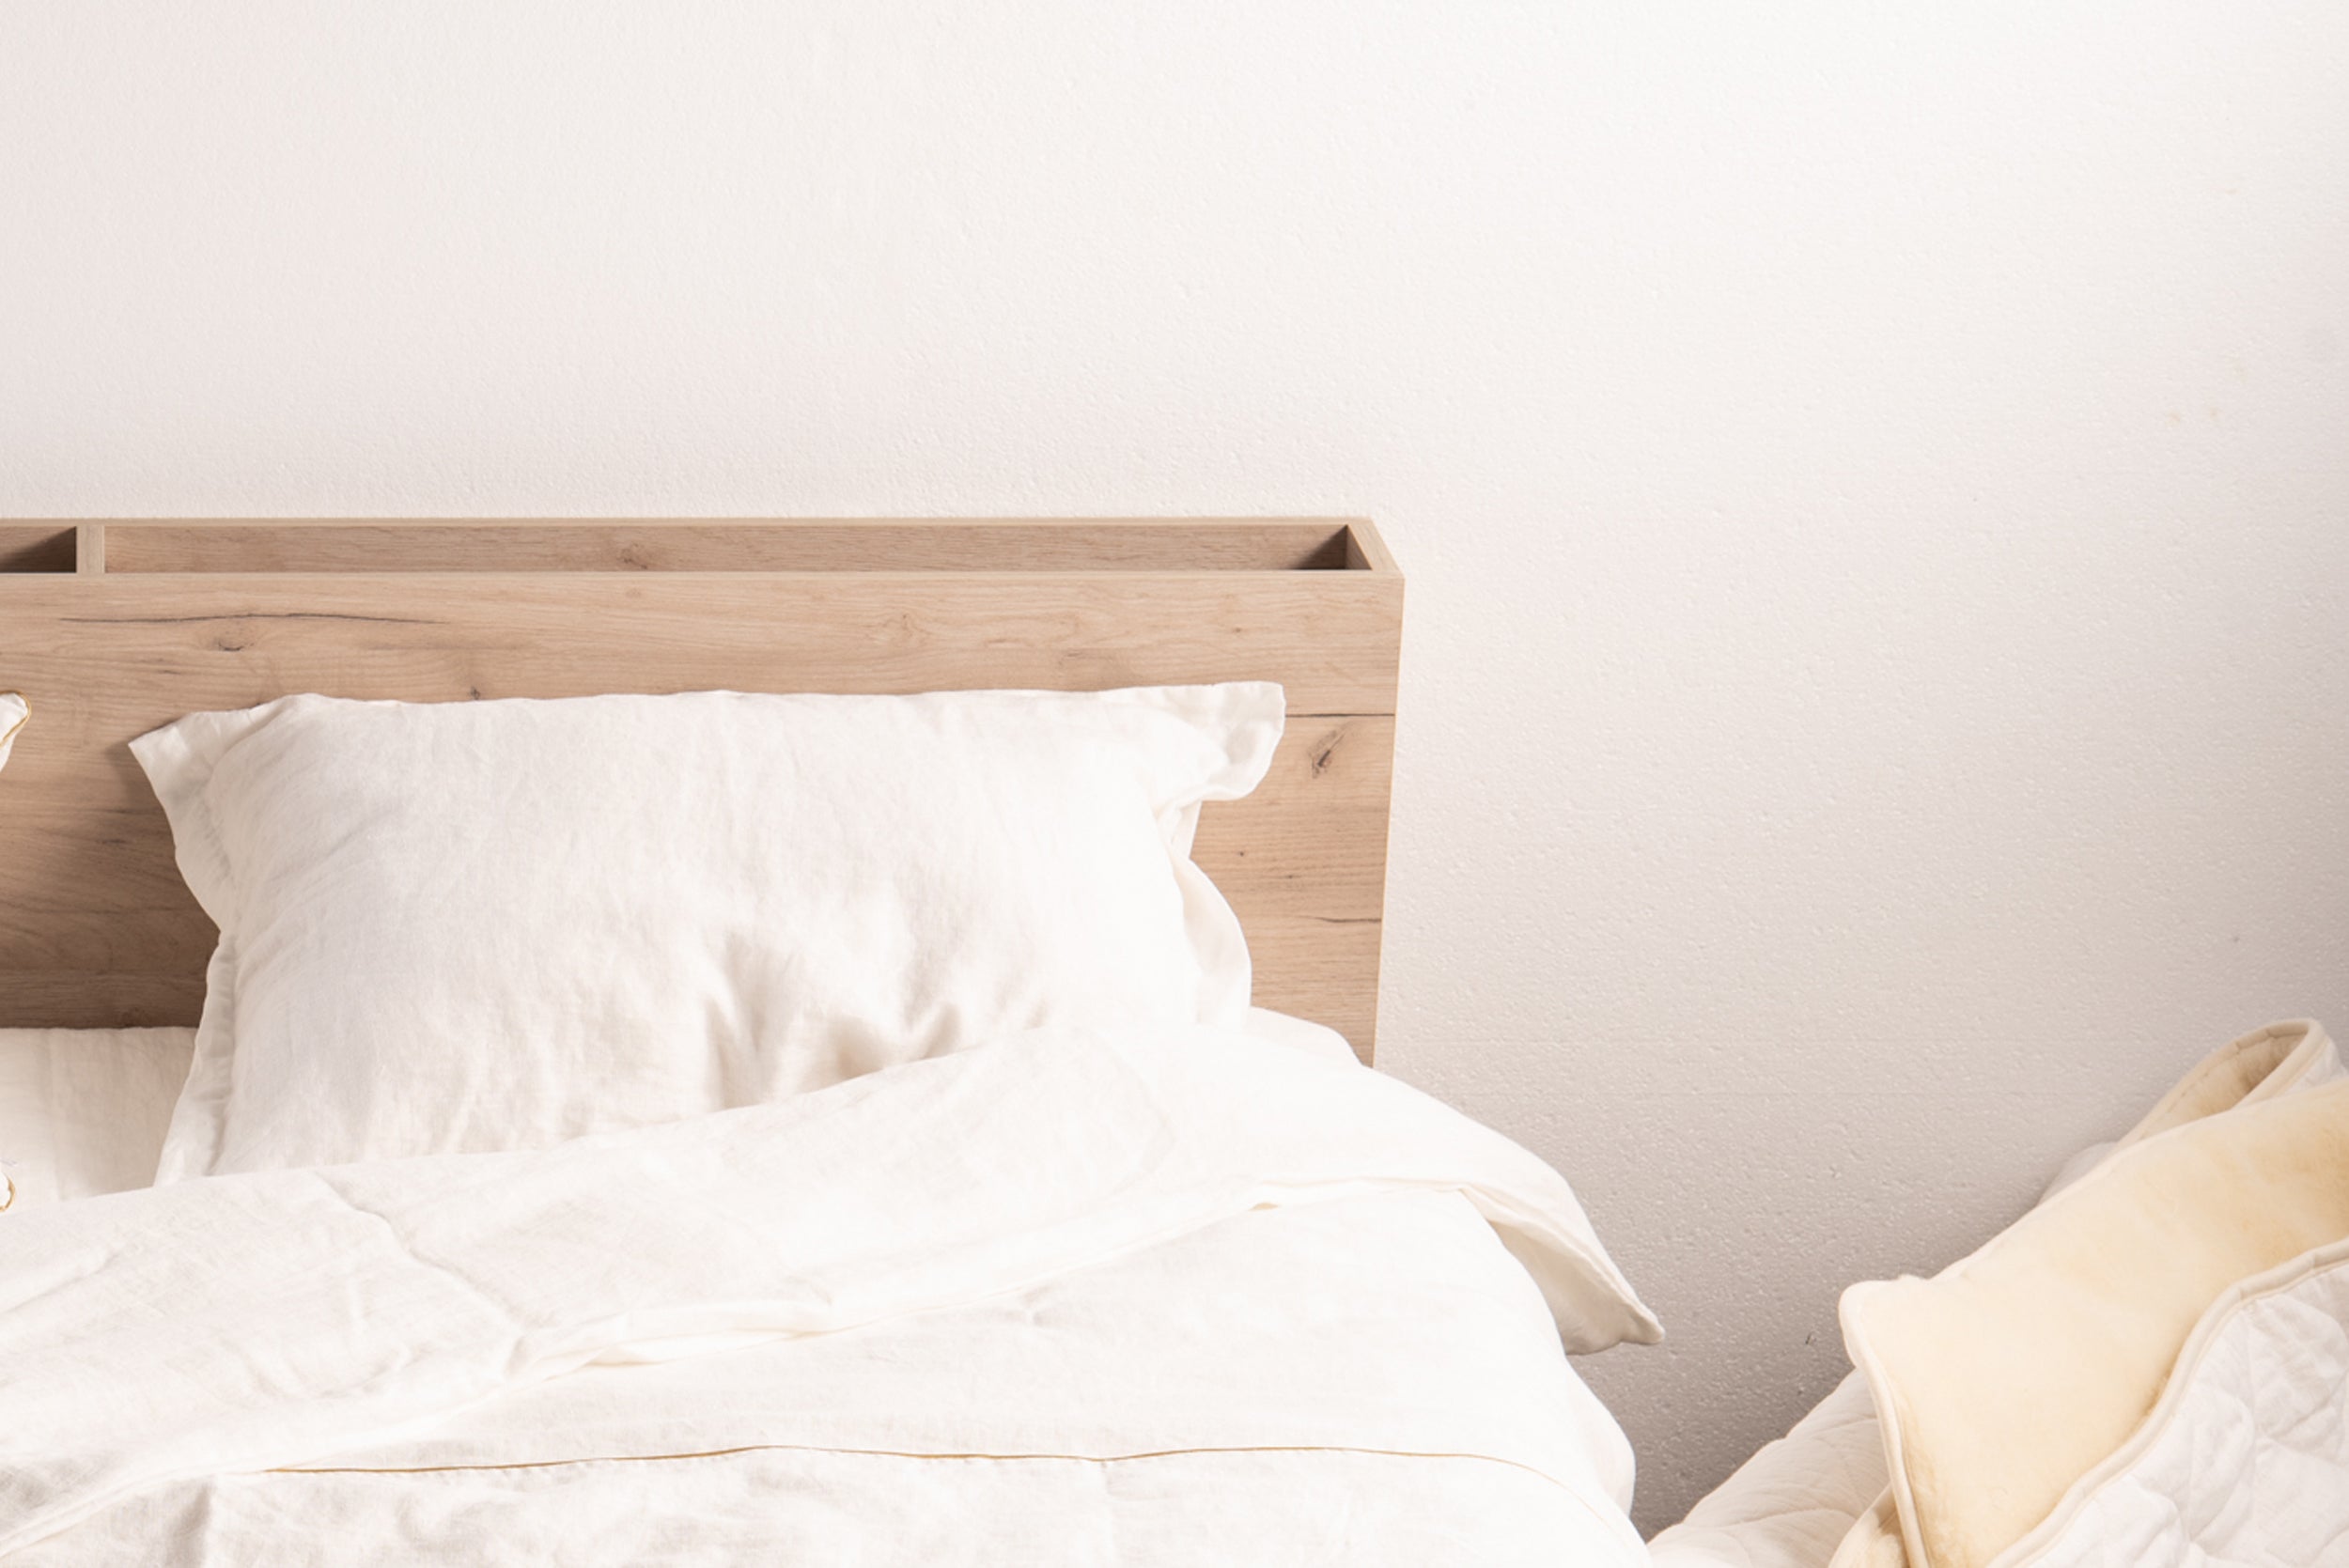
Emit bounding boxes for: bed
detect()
[8,519,2347,1567]
[0,518,1660,1565]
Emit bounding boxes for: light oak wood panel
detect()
[1242,915,1387,1054]
[87,519,1362,575]
[1191,714,1393,919]
[0,524,76,574]
[1,573,1396,749]
[0,520,1402,1059]
[0,972,210,1032]
[1344,520,1400,576]
[0,574,1399,807]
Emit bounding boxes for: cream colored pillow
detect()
[1829,1019,2342,1568]
[135,684,1282,1177]
[1841,1065,2349,1568]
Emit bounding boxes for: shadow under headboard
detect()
[0,518,1403,1061]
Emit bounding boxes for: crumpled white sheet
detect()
[0,1021,1657,1566]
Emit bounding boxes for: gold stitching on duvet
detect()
[274,1442,1578,1494]
[272,1442,1626,1533]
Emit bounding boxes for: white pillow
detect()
[133,685,1282,1178]
[0,691,25,772]
[0,1028,195,1212]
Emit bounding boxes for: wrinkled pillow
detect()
[135,684,1282,1177]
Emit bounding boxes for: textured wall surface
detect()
[5,3,2346,1532]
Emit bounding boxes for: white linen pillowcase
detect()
[134,684,1283,1180]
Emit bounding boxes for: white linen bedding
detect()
[0,1020,1658,1565]
[0,1012,1339,1212]
[0,1028,194,1210]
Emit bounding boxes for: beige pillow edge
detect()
[1830,1018,2339,1568]
[1840,1076,2349,1568]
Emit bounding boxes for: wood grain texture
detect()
[0,525,76,574]
[0,520,1402,1059]
[85,518,1361,575]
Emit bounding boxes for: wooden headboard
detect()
[0,519,1402,1060]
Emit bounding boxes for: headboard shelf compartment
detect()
[0,518,1402,1059]
[0,525,78,574]
[79,519,1376,576]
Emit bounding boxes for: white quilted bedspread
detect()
[2000,1239,2349,1568]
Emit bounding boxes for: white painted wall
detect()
[5,2,2345,1532]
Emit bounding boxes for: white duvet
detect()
[0,1022,1657,1566]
